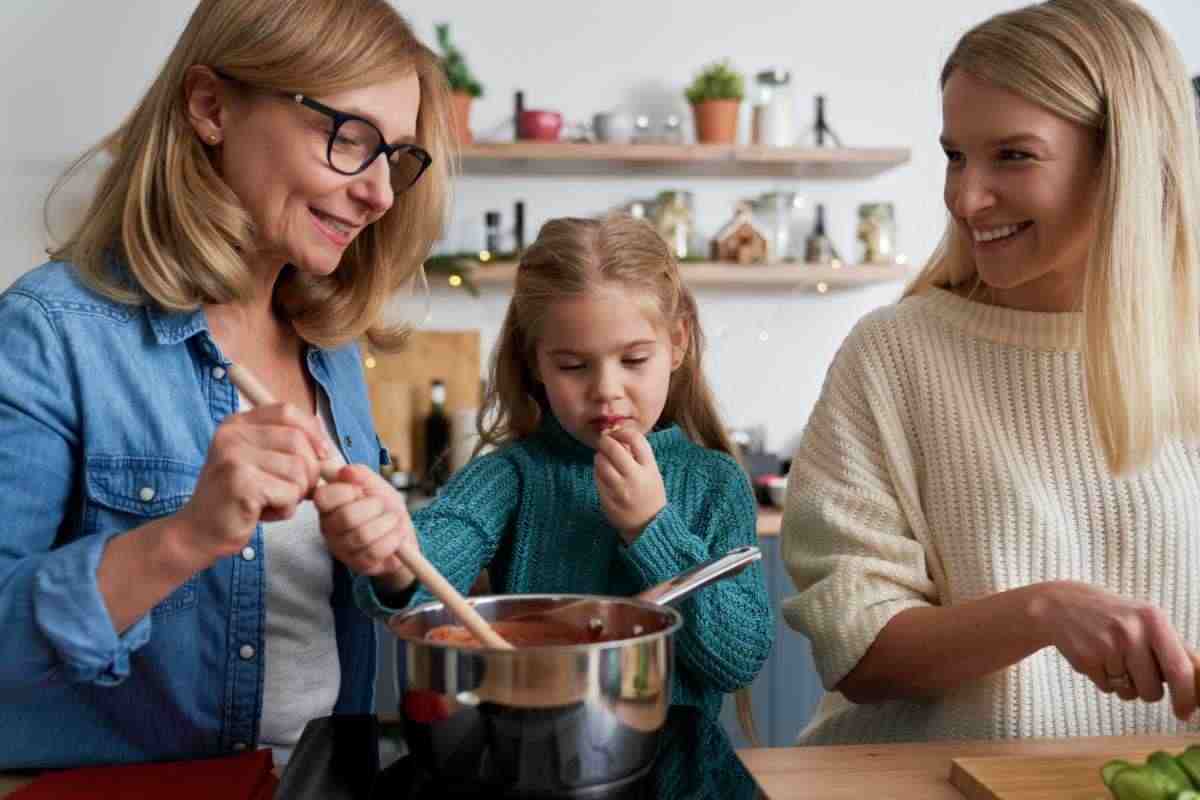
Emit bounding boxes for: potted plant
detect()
[684,60,744,145]
[436,23,483,145]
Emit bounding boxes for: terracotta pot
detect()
[449,91,474,145]
[691,99,740,144]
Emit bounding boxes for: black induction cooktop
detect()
[276,714,661,799]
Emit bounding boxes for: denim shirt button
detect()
[239,644,255,660]
[138,486,156,502]
[241,546,256,561]
[211,366,227,380]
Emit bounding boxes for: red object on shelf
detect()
[10,748,277,800]
[517,109,563,141]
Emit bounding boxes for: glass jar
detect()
[856,203,897,263]
[751,191,805,262]
[652,191,694,260]
[752,68,794,147]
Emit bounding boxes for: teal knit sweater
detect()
[360,415,773,798]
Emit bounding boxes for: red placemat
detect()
[10,749,277,800]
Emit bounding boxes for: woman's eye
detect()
[623,357,650,366]
[556,363,584,372]
[999,149,1032,162]
[943,149,963,165]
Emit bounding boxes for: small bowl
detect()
[518,109,563,141]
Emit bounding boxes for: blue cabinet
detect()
[374,534,826,747]
[719,534,824,747]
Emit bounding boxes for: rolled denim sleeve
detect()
[0,290,148,689]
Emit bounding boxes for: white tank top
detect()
[241,391,341,766]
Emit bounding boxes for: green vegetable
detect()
[1178,746,1200,787]
[1146,751,1194,794]
[1103,759,1134,788]
[1110,764,1179,800]
[435,23,483,98]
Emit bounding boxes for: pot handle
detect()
[635,545,762,607]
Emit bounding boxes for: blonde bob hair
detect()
[907,0,1200,474]
[47,0,454,350]
[478,214,761,742]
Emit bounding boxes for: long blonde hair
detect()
[907,0,1200,474]
[46,0,454,351]
[478,214,761,743]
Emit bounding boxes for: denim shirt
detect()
[0,261,384,769]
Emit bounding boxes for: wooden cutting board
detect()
[950,747,1175,800]
[362,330,482,476]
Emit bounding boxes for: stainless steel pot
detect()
[386,545,761,796]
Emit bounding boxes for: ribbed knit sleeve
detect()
[781,318,937,691]
[354,451,520,617]
[622,452,772,693]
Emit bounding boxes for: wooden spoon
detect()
[226,363,514,650]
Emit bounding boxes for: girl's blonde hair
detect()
[478,214,761,743]
[46,0,453,351]
[907,0,1200,474]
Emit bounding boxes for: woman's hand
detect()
[313,464,417,586]
[1031,580,1198,720]
[174,403,332,567]
[594,427,666,545]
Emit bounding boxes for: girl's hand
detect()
[594,427,666,545]
[175,403,331,566]
[313,464,417,583]
[1031,580,1198,720]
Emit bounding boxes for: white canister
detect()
[751,68,794,147]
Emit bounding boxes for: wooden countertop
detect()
[738,735,1198,799]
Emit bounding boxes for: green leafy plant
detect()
[436,23,483,98]
[684,60,745,104]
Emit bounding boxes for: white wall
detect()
[3,1,1198,454]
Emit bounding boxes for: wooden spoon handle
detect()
[227,363,343,482]
[227,362,514,651]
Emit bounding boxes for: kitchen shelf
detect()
[465,260,911,291]
[459,142,910,179]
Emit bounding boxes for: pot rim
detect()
[387,592,685,654]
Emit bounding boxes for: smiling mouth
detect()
[973,221,1033,244]
[311,207,357,239]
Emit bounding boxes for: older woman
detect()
[0,0,452,768]
[783,0,1200,744]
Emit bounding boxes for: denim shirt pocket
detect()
[83,456,201,616]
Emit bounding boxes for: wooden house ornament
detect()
[711,202,769,264]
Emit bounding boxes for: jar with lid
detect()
[752,68,794,147]
[751,191,805,262]
[652,190,694,260]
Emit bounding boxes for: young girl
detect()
[317,214,773,798]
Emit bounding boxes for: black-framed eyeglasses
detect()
[211,69,432,193]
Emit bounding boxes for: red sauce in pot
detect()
[425,619,599,648]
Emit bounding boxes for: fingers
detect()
[1103,651,1140,702]
[1150,632,1198,720]
[240,401,337,461]
[594,453,625,498]
[595,431,638,476]
[606,427,654,465]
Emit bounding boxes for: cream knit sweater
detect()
[782,288,1200,744]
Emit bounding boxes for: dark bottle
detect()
[484,210,502,255]
[513,200,525,253]
[424,379,451,492]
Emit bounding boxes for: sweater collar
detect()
[915,287,1085,351]
[537,413,687,462]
